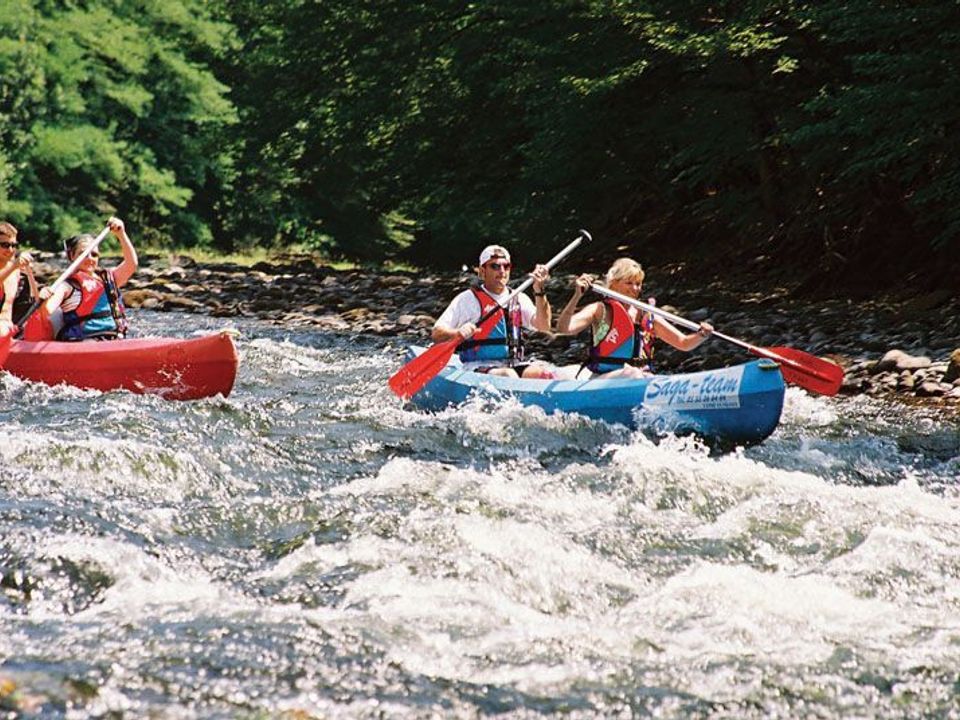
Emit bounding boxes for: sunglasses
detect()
[485,262,511,271]
[0,242,18,249]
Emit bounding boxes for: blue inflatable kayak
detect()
[406,347,786,444]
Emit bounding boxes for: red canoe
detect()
[4,331,239,400]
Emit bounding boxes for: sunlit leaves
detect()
[0,0,236,248]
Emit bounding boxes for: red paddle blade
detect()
[754,345,844,396]
[388,339,459,400]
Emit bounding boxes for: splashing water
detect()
[1,312,958,718]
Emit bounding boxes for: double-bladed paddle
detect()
[13,224,112,334]
[589,283,844,396]
[389,229,593,400]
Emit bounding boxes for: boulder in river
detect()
[943,349,960,384]
[875,349,932,373]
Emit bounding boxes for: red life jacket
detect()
[57,269,128,341]
[587,299,655,373]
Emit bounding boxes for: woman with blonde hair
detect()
[556,258,712,378]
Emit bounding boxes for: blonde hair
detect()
[0,222,17,240]
[605,258,644,286]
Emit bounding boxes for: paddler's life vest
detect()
[455,287,523,362]
[57,269,128,341]
[587,298,656,374]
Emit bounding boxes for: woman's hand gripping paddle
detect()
[389,230,593,400]
[589,284,844,396]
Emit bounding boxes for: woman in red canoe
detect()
[40,216,138,341]
[0,221,40,338]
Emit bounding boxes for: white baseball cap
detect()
[478,245,510,267]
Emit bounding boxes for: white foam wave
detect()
[0,426,240,502]
[31,534,249,621]
[780,385,840,427]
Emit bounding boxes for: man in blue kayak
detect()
[432,244,556,378]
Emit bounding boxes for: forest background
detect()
[1,0,957,297]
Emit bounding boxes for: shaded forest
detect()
[1,0,957,293]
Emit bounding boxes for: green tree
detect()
[0,0,237,249]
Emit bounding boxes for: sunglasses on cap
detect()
[0,241,18,249]
[485,261,511,271]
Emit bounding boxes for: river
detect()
[1,311,958,718]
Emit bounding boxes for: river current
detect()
[1,312,958,718]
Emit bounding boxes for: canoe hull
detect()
[0,331,10,368]
[408,348,786,444]
[5,332,239,401]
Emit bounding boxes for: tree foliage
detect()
[0,0,236,248]
[0,0,956,283]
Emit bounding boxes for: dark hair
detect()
[64,233,95,258]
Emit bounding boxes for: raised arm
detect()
[0,262,17,330]
[556,274,602,335]
[529,263,551,332]
[18,253,39,300]
[109,217,138,287]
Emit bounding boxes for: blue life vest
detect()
[456,287,521,362]
[57,270,128,341]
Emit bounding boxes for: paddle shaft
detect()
[14,225,111,330]
[589,283,827,379]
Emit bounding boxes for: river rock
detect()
[160,296,205,311]
[901,288,953,314]
[840,375,868,393]
[122,288,164,308]
[916,381,948,397]
[943,349,960,384]
[396,313,434,329]
[875,349,932,373]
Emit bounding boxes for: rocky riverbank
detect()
[20,252,960,412]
